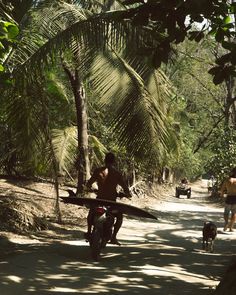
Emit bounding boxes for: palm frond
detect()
[85,49,177,158]
[52,126,108,173]
[52,126,77,173]
[72,0,126,12]
[6,93,45,154]
[7,4,159,77]
[47,71,72,103]
[5,1,177,165]
[89,134,108,166]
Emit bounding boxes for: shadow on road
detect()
[0,202,235,295]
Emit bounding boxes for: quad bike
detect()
[175,183,191,198]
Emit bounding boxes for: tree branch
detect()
[193,115,225,153]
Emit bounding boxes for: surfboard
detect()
[60,196,157,220]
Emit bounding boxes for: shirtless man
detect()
[85,152,131,244]
[220,167,236,232]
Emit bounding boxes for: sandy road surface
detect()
[0,180,235,295]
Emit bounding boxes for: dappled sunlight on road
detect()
[0,180,235,294]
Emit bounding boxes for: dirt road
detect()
[0,180,235,294]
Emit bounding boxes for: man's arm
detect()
[118,173,132,198]
[220,179,227,197]
[86,170,98,190]
[229,177,236,184]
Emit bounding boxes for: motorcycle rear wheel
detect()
[90,229,102,261]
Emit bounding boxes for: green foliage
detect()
[0,67,76,176]
[162,37,226,180]
[120,0,236,85]
[3,1,179,178]
[206,128,236,183]
[169,142,203,180]
[1,0,234,184]
[0,20,19,86]
[52,126,77,174]
[46,71,76,129]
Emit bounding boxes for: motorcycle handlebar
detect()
[86,188,132,199]
[66,188,132,200]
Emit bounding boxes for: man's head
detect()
[104,152,115,166]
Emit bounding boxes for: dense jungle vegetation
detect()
[0,0,236,194]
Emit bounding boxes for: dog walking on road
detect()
[202,221,217,253]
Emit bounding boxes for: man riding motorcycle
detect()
[84,152,132,245]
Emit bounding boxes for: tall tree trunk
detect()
[50,140,62,222]
[74,82,90,193]
[41,92,62,222]
[224,1,236,128]
[62,63,90,194]
[224,78,236,127]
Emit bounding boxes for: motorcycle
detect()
[66,189,129,261]
[87,191,128,261]
[63,189,157,261]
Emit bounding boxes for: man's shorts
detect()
[224,203,236,215]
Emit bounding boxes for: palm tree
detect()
[5,0,177,193]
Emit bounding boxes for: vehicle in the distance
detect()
[175,178,191,198]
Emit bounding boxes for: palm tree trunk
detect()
[74,82,90,193]
[62,63,90,194]
[41,92,62,222]
[50,140,62,223]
